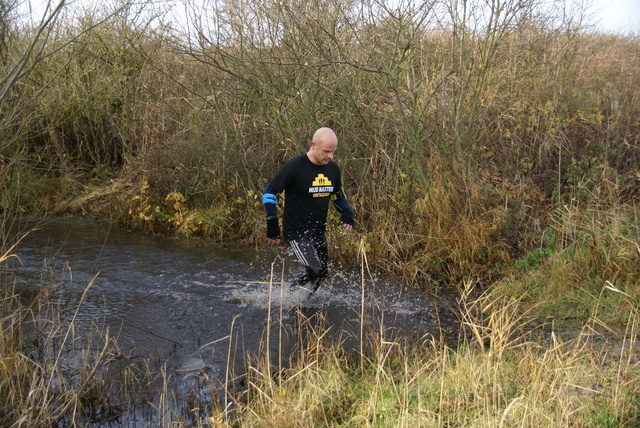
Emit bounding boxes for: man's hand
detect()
[266,216,281,242]
[342,223,353,231]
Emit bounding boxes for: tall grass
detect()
[206,205,640,426]
[0,206,637,426]
[493,203,640,325]
[0,0,637,284]
[209,282,639,427]
[0,257,155,426]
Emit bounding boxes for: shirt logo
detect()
[309,174,333,197]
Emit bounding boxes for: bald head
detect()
[308,127,338,165]
[312,127,337,145]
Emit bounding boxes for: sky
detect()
[589,0,640,34]
[20,0,640,35]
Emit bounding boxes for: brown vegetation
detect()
[0,3,638,423]
[1,0,637,285]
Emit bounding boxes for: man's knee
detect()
[306,264,328,281]
[306,264,323,279]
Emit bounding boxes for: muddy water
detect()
[4,216,459,423]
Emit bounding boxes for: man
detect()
[262,127,354,294]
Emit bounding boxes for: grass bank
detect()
[222,305,638,427]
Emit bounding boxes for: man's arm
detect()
[263,184,281,241]
[332,189,354,230]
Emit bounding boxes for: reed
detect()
[1,242,637,426]
[0,251,155,426]
[194,201,639,426]
[211,282,639,427]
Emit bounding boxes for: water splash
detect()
[224,281,311,310]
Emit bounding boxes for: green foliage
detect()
[514,246,554,270]
[494,205,640,324]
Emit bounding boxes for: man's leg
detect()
[309,238,328,292]
[287,235,328,292]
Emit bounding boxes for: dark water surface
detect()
[4,216,458,424]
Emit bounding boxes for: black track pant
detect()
[286,232,328,292]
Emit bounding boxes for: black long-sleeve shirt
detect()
[263,154,353,240]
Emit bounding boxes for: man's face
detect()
[309,138,337,165]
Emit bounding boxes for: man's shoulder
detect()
[280,154,312,172]
[272,154,301,173]
[290,153,309,163]
[327,160,340,169]
[280,154,306,167]
[324,161,341,176]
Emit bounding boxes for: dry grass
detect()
[209,282,639,427]
[0,268,153,426]
[1,205,638,426]
[2,0,638,284]
[205,215,640,426]
[3,270,637,427]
